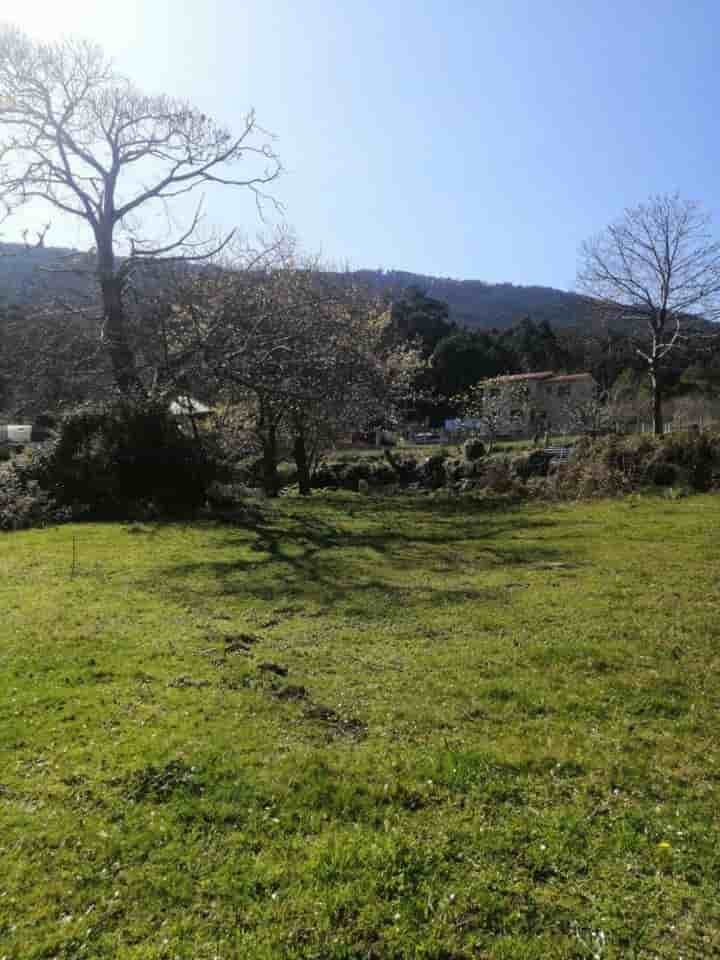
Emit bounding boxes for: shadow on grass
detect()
[152,495,572,617]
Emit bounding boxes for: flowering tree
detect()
[559,387,612,436]
[153,251,421,494]
[455,379,530,453]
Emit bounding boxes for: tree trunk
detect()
[651,367,663,436]
[261,421,280,497]
[293,427,312,496]
[96,236,141,396]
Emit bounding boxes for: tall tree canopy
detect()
[430,329,513,397]
[389,287,455,356]
[0,24,281,393]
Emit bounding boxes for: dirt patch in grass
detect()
[168,675,211,689]
[274,683,309,701]
[303,703,367,739]
[257,661,288,677]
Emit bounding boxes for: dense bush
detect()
[511,449,553,479]
[648,462,678,487]
[0,464,69,531]
[383,452,419,486]
[544,433,720,499]
[423,453,447,489]
[650,434,717,491]
[479,460,516,494]
[27,402,224,518]
[314,458,397,491]
[463,438,486,461]
[276,461,299,488]
[552,458,635,499]
[308,432,720,501]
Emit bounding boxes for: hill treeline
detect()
[1,244,719,423]
[340,269,595,330]
[0,245,592,330]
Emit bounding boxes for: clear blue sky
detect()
[3,0,719,291]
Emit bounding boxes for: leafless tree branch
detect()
[0,24,282,394]
[578,193,720,434]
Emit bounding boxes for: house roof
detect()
[491,371,555,383]
[487,371,594,385]
[545,373,594,383]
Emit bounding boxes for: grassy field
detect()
[1,493,720,959]
[328,436,579,463]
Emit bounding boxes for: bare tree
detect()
[578,194,720,434]
[0,25,281,394]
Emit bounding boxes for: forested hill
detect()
[0,243,96,307]
[0,243,591,331]
[345,270,593,330]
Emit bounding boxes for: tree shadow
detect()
[154,495,572,618]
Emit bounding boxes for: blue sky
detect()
[2,0,718,291]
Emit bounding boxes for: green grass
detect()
[327,437,579,461]
[2,493,720,958]
[328,443,464,462]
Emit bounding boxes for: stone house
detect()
[480,370,597,437]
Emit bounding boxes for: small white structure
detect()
[168,396,211,418]
[0,424,33,445]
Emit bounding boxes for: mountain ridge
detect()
[0,243,591,330]
[340,269,592,330]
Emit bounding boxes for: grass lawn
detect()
[327,437,578,463]
[1,492,720,958]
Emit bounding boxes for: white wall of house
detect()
[479,373,596,438]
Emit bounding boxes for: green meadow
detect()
[1,493,719,958]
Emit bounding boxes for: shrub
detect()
[28,401,223,518]
[0,465,70,531]
[340,461,373,489]
[313,431,720,500]
[276,461,298,488]
[383,452,419,486]
[511,449,552,479]
[421,453,447,489]
[312,457,399,491]
[463,438,486,461]
[648,462,677,487]
[311,462,343,489]
[553,459,633,499]
[477,460,514,494]
[443,458,463,483]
